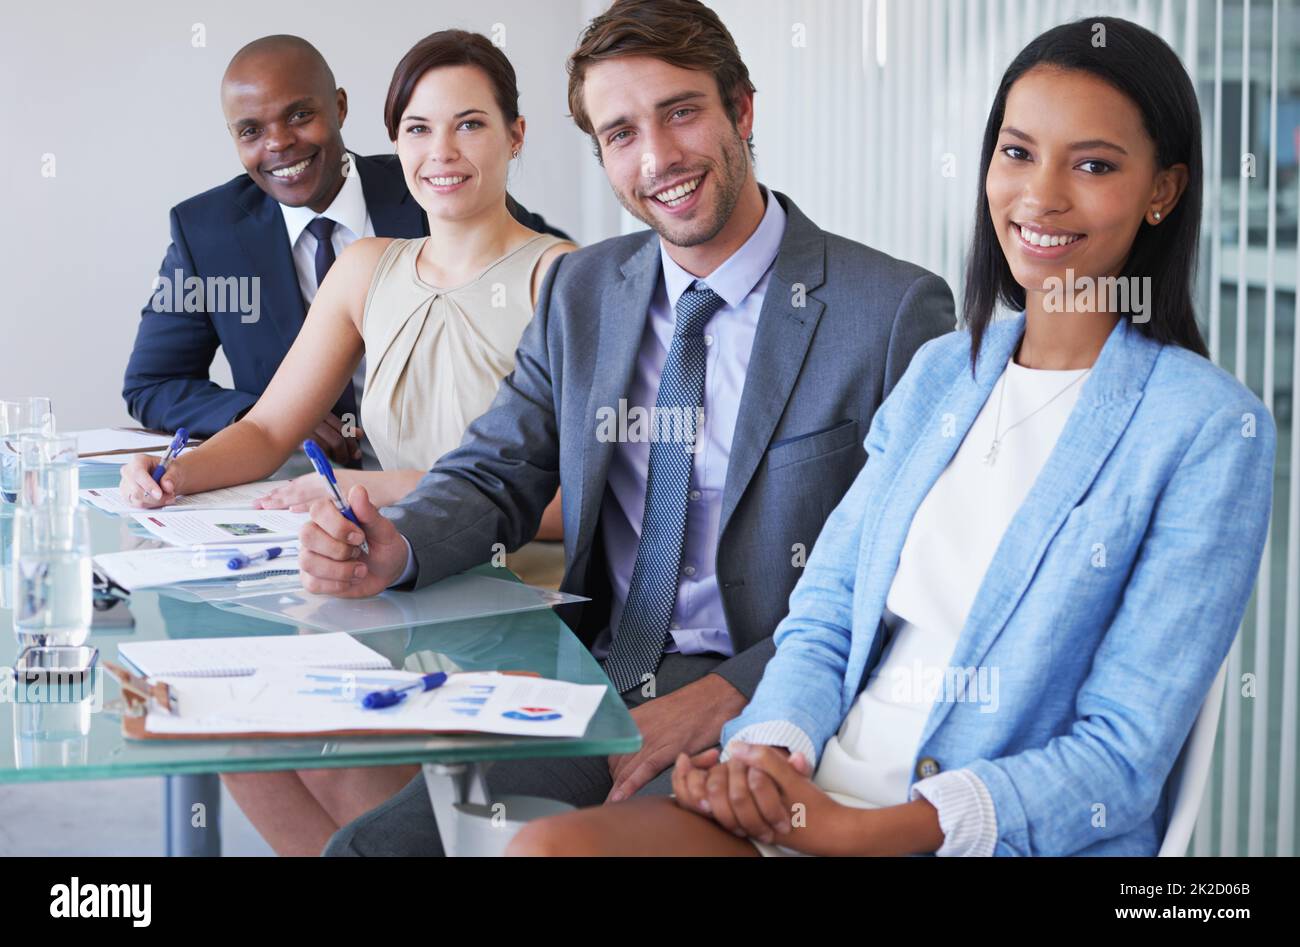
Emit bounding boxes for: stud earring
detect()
[1152,209,1162,222]
[511,149,520,159]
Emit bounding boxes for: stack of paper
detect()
[129,508,308,546]
[81,481,289,515]
[84,479,306,585]
[143,669,607,738]
[94,543,300,592]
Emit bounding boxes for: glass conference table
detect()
[0,465,639,856]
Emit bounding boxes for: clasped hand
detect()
[671,742,855,855]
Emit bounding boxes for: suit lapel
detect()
[718,194,827,538]
[233,185,306,353]
[916,316,1161,744]
[356,153,426,239]
[575,234,662,561]
[231,154,425,355]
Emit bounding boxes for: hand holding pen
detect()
[152,428,189,484]
[297,460,411,598]
[119,428,189,508]
[303,439,368,554]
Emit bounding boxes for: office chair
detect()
[1158,658,1229,856]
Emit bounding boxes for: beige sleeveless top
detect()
[359,233,566,471]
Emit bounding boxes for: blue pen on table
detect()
[361,672,448,709]
[302,439,369,554]
[226,546,296,571]
[152,428,189,485]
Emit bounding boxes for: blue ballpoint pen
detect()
[302,439,369,554]
[226,546,296,571]
[362,672,448,709]
[152,428,189,484]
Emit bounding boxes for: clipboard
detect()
[104,660,541,742]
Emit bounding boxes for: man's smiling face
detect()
[582,55,752,249]
[221,45,349,212]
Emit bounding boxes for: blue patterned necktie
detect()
[603,283,725,694]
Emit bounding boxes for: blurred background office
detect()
[0,0,1295,856]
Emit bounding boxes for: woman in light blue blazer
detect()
[507,17,1276,857]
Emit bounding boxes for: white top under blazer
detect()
[743,354,1089,857]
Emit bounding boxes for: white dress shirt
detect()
[278,154,374,301]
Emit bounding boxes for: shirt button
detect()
[703,335,714,346]
[683,565,696,577]
[915,756,941,780]
[688,490,702,501]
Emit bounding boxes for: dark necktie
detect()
[306,216,337,291]
[603,283,724,694]
[303,216,358,449]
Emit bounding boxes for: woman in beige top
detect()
[357,233,562,472]
[117,30,574,856]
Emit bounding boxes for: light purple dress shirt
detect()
[592,187,787,659]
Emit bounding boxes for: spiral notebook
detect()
[118,631,390,679]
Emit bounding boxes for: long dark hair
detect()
[963,16,1208,371]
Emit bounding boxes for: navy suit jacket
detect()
[123,152,568,437]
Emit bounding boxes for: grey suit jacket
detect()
[383,190,955,699]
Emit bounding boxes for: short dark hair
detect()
[963,16,1208,371]
[567,0,756,160]
[384,30,520,140]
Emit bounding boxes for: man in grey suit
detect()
[297,0,953,855]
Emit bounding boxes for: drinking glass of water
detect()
[18,433,79,509]
[26,397,55,436]
[0,398,56,506]
[0,402,22,505]
[11,505,92,649]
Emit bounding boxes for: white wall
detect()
[0,0,944,432]
[0,0,602,430]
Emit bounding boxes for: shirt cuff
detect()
[720,720,818,768]
[909,768,997,856]
[390,535,417,589]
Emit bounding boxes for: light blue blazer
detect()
[723,313,1275,855]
